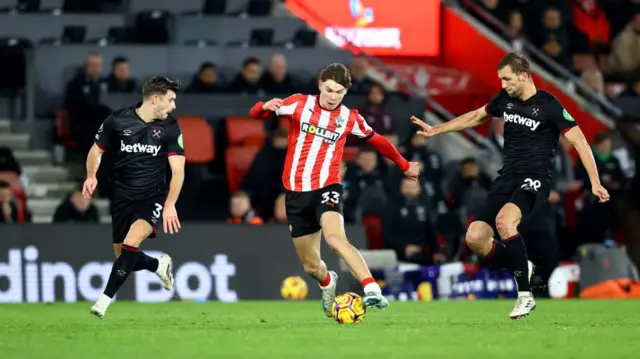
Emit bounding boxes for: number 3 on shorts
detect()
[152,203,163,219]
[321,191,340,204]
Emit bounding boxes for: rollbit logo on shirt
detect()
[502,112,541,131]
[120,140,161,156]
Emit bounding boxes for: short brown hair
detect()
[498,52,531,75]
[142,76,181,99]
[319,63,352,88]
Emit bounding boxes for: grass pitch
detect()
[1,300,638,359]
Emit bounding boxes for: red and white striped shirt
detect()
[266,94,374,192]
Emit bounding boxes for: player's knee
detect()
[466,222,492,247]
[495,212,517,234]
[123,220,153,247]
[324,233,349,252]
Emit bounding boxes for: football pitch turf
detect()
[1,300,638,359]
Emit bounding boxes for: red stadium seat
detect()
[177,116,215,164]
[56,108,77,148]
[226,117,266,147]
[225,146,261,193]
[362,215,385,250]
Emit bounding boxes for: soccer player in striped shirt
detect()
[250,63,420,317]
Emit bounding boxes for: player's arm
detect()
[411,105,491,137]
[351,110,419,179]
[83,116,114,199]
[164,124,186,234]
[249,94,303,119]
[557,107,610,202]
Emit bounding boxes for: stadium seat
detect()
[225,146,260,193]
[177,116,215,164]
[226,116,266,147]
[572,54,597,72]
[55,108,77,148]
[362,215,385,250]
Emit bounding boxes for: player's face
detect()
[153,90,177,119]
[400,179,421,199]
[318,80,347,110]
[498,66,527,98]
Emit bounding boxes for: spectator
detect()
[579,68,609,108]
[226,191,264,224]
[349,84,396,148]
[533,7,571,73]
[607,13,640,78]
[505,10,525,40]
[447,158,492,217]
[348,55,375,94]
[105,56,137,93]
[575,131,625,243]
[383,177,443,265]
[0,147,21,174]
[63,53,111,154]
[228,57,263,95]
[0,180,31,223]
[258,54,299,94]
[52,185,100,223]
[343,147,386,222]
[474,0,513,34]
[241,128,288,220]
[570,0,610,52]
[619,80,640,99]
[271,193,287,224]
[186,62,224,94]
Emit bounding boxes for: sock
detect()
[503,234,531,293]
[319,272,332,288]
[484,240,509,269]
[103,244,140,298]
[133,252,159,272]
[361,277,380,294]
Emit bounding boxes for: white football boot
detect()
[321,271,338,317]
[509,260,536,319]
[155,254,175,291]
[89,294,111,319]
[363,292,389,310]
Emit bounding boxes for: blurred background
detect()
[1,0,639,302]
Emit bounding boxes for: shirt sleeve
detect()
[94,115,116,151]
[548,99,578,133]
[484,92,503,118]
[350,110,374,139]
[166,121,185,156]
[275,93,305,117]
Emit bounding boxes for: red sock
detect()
[319,272,332,287]
[361,277,376,288]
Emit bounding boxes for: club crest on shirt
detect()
[151,126,165,140]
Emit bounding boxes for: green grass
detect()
[1,300,639,359]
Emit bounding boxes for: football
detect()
[331,292,366,324]
[280,276,309,300]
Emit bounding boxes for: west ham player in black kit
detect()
[82,77,186,319]
[412,53,610,318]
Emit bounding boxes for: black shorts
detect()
[111,195,165,244]
[285,183,344,238]
[474,174,550,233]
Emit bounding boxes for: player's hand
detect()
[82,177,98,200]
[162,203,181,234]
[403,161,420,181]
[592,184,610,203]
[411,116,439,138]
[262,98,283,111]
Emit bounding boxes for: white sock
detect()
[96,294,112,308]
[364,282,381,295]
[517,291,532,297]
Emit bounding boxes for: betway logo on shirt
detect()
[120,140,161,156]
[503,112,541,131]
[301,123,340,144]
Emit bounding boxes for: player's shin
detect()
[133,252,159,272]
[502,234,532,293]
[103,245,141,299]
[325,236,380,294]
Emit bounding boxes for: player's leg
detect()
[466,193,511,269]
[291,230,337,317]
[286,190,338,317]
[91,219,155,318]
[319,211,387,310]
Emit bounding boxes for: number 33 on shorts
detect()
[321,191,340,207]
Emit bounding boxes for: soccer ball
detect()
[280,276,308,300]
[331,292,366,324]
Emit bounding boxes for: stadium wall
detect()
[0,224,366,303]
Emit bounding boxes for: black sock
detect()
[503,234,531,292]
[104,245,140,298]
[133,253,159,272]
[484,240,509,269]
